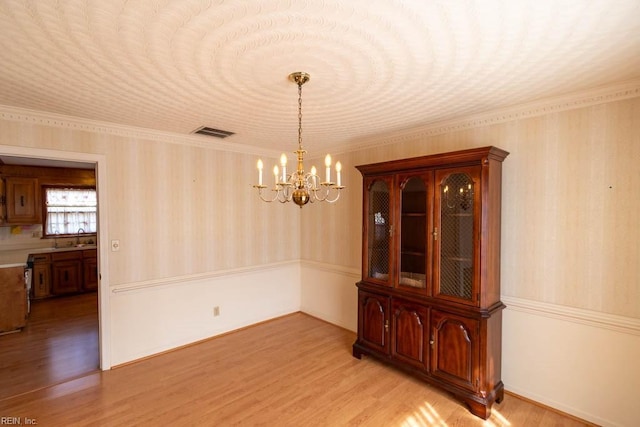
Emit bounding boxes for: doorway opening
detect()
[0,146,110,400]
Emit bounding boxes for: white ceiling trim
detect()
[344,78,640,154]
[1,78,639,158]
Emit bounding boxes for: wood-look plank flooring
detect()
[0,311,594,426]
[0,292,99,400]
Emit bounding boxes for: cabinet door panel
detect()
[358,291,390,353]
[32,263,51,299]
[0,178,5,224]
[397,173,433,294]
[363,177,394,286]
[433,167,481,306]
[431,310,478,391]
[5,177,39,224]
[83,251,98,291]
[52,261,81,295]
[392,300,428,369]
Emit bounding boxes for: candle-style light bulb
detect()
[273,165,279,185]
[310,166,318,189]
[257,159,263,186]
[280,153,288,182]
[335,161,342,187]
[325,154,332,183]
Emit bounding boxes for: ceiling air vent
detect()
[192,126,235,139]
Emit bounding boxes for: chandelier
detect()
[253,72,344,208]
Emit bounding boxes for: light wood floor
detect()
[0,311,594,426]
[0,292,99,400]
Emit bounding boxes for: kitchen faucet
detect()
[76,228,85,245]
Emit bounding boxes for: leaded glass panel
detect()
[368,180,390,281]
[439,173,474,300]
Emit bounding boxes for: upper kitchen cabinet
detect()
[2,177,40,225]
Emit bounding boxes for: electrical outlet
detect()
[213,306,220,317]
[111,240,120,252]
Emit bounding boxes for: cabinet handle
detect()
[64,271,68,281]
[20,195,24,207]
[388,225,394,237]
[384,319,389,333]
[39,273,43,285]
[433,227,438,241]
[429,335,435,346]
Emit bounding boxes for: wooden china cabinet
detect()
[352,146,508,419]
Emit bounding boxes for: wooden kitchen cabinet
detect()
[82,249,98,291]
[352,146,508,419]
[0,178,5,224]
[51,251,82,295]
[31,253,52,299]
[4,177,40,224]
[0,265,27,334]
[30,249,97,298]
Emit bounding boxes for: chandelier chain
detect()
[297,81,303,150]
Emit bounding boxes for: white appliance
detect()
[24,266,32,314]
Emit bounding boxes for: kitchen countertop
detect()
[0,263,27,268]
[28,245,97,255]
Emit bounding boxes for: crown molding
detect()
[346,78,640,153]
[1,78,639,157]
[0,106,280,158]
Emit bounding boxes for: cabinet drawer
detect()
[52,251,82,261]
[32,253,51,263]
[82,249,97,258]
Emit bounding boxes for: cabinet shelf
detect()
[401,250,425,257]
[443,256,472,262]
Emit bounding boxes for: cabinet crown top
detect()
[356,146,508,175]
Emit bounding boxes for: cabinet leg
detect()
[495,387,505,404]
[352,345,362,359]
[465,399,491,420]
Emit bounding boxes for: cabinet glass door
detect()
[434,167,480,304]
[398,175,431,292]
[364,177,393,285]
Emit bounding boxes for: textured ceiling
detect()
[0,0,639,155]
